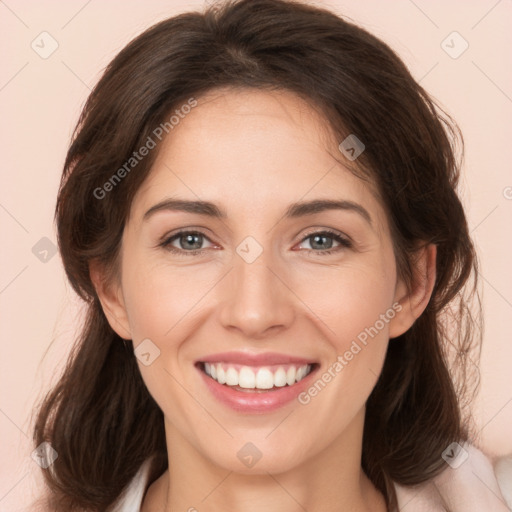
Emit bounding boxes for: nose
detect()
[218,247,295,339]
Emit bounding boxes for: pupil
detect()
[183,234,201,250]
[312,234,332,250]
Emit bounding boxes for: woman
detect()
[32,0,511,511]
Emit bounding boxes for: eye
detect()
[160,230,215,255]
[159,228,352,257]
[297,229,352,255]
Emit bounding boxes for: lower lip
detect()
[197,364,318,413]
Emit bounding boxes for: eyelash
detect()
[159,229,352,257]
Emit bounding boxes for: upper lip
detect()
[197,351,317,366]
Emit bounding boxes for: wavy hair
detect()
[32,0,481,510]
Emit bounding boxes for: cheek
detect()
[121,255,212,340]
[291,252,397,405]
[290,255,397,347]
[120,256,208,433]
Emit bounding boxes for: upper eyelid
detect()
[299,227,351,242]
[161,230,216,248]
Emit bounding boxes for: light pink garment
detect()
[394,443,511,511]
[112,444,512,511]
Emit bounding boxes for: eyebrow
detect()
[143,198,372,226]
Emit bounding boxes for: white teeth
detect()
[225,367,239,386]
[286,366,296,386]
[255,368,274,389]
[274,367,287,387]
[216,366,226,384]
[296,366,306,382]
[203,363,312,389]
[239,367,256,389]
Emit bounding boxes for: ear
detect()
[89,260,132,340]
[388,244,437,339]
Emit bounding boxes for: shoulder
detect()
[496,455,512,509]
[110,457,154,512]
[393,443,512,511]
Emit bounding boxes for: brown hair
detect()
[32,0,481,510]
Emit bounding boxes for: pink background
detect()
[1,0,511,509]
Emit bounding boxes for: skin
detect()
[91,87,436,512]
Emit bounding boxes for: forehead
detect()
[131,87,385,230]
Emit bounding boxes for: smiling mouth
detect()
[197,361,318,392]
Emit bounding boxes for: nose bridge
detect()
[218,237,294,337]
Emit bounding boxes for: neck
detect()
[143,408,387,512]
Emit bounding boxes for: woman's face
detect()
[103,88,415,474]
